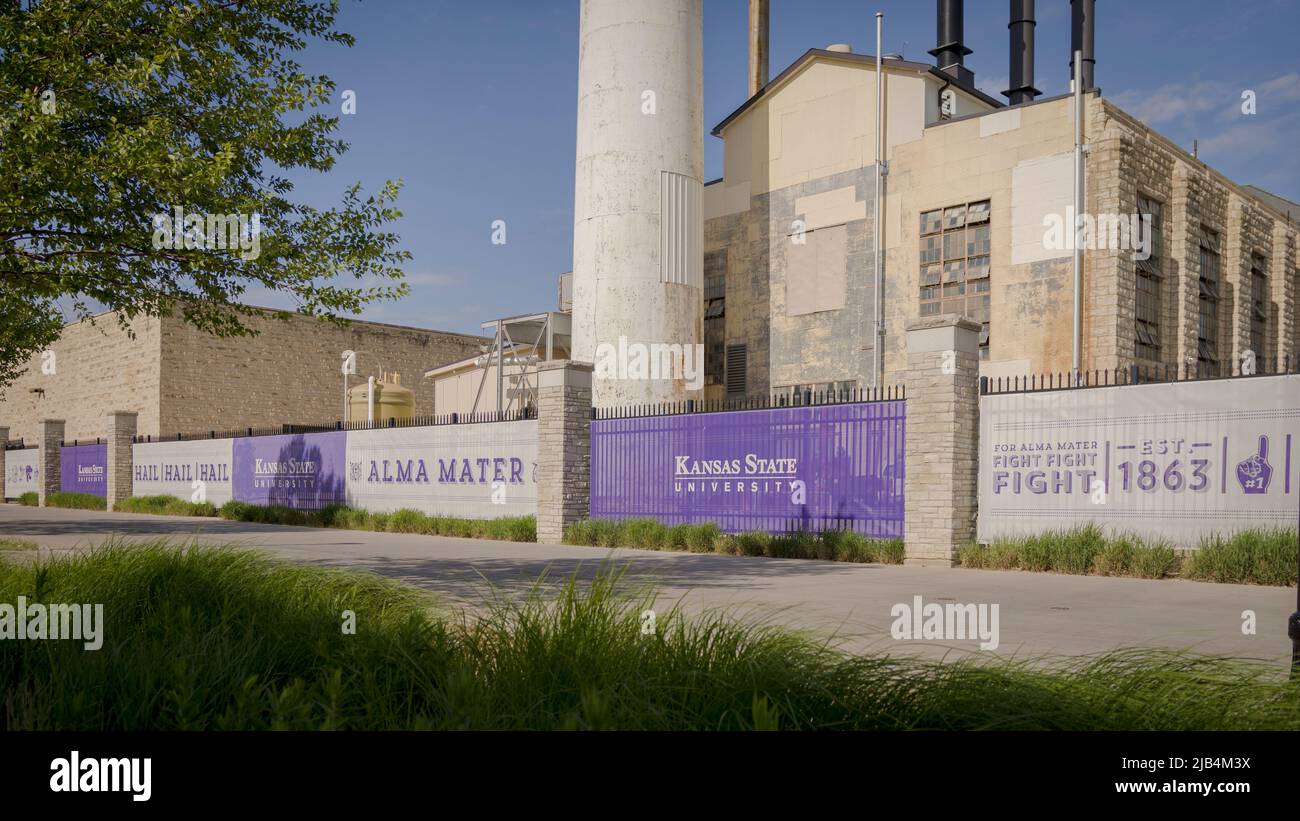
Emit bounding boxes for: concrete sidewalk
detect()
[0,502,1293,666]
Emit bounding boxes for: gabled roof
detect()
[711,47,1003,137]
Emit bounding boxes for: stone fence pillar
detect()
[106,411,138,511]
[536,360,593,544]
[38,419,64,507]
[902,316,981,566]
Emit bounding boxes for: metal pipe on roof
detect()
[1005,0,1040,105]
[1070,0,1096,91]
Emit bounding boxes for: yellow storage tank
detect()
[348,372,416,424]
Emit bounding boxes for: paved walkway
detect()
[1,503,1294,666]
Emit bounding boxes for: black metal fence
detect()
[981,355,1297,396]
[593,385,907,420]
[132,409,536,444]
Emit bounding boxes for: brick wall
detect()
[1,308,487,442]
[0,315,161,445]
[157,310,485,436]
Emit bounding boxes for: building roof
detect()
[712,47,1003,137]
[1243,186,1300,222]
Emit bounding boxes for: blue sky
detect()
[259,0,1300,334]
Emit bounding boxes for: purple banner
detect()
[591,401,905,536]
[232,431,346,510]
[60,443,108,497]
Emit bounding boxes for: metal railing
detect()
[593,385,906,421]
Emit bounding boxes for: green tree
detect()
[0,0,410,389]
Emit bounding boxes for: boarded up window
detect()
[786,225,847,316]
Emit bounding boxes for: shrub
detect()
[684,522,721,553]
[985,541,1019,570]
[873,538,906,565]
[1015,535,1053,572]
[18,492,38,506]
[823,530,870,563]
[386,508,430,535]
[1049,524,1105,575]
[957,542,987,569]
[563,520,598,546]
[116,495,217,518]
[733,531,770,557]
[622,518,668,550]
[1093,535,1135,577]
[5,543,1300,731]
[45,491,106,511]
[664,524,693,552]
[1184,529,1297,586]
[1128,542,1178,580]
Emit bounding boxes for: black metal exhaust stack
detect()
[1004,0,1040,105]
[1070,0,1096,91]
[929,0,974,86]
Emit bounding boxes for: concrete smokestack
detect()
[1070,0,1096,91]
[1004,0,1040,105]
[748,0,769,97]
[572,0,704,407]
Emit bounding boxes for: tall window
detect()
[1197,230,1220,369]
[1134,195,1163,361]
[920,199,991,359]
[1249,253,1268,361]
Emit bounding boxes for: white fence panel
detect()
[4,449,39,498]
[979,374,1300,547]
[132,439,235,506]
[345,420,538,519]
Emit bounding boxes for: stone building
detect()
[701,27,1298,400]
[0,308,486,444]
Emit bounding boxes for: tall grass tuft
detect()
[562,518,904,565]
[1185,529,1297,586]
[44,491,106,511]
[116,495,217,518]
[18,492,38,506]
[3,544,1299,731]
[961,528,1190,582]
[213,501,536,542]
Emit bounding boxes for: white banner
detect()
[132,439,235,506]
[345,420,538,519]
[4,448,39,498]
[979,374,1300,546]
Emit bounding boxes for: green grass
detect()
[563,518,905,564]
[116,494,217,518]
[2,542,1298,731]
[44,491,106,511]
[215,501,537,542]
[0,538,37,552]
[1184,528,1298,586]
[17,491,38,507]
[960,527,1291,586]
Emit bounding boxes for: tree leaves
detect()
[0,0,410,390]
